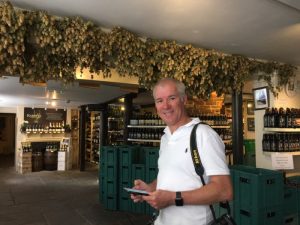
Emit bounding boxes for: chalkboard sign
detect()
[24,108,66,125]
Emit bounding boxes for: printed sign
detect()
[271,153,294,170]
[24,108,66,124]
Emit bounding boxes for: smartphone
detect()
[123,187,149,196]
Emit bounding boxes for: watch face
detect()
[175,198,183,206]
[175,192,183,206]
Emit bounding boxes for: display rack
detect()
[71,109,79,168]
[85,111,101,164]
[107,104,124,145]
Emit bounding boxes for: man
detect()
[131,78,233,225]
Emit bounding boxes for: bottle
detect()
[283,133,289,152]
[286,108,292,128]
[269,134,275,152]
[269,108,275,127]
[264,108,270,127]
[278,108,286,128]
[274,108,279,128]
[278,133,284,152]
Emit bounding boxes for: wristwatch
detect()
[175,191,183,206]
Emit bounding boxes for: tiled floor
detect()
[0,154,151,225]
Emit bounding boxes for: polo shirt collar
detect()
[163,117,200,138]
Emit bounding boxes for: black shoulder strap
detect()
[190,122,232,220]
[190,122,205,177]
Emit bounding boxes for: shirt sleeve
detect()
[196,125,230,176]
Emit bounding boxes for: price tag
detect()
[271,153,294,170]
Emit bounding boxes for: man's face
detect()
[154,81,187,128]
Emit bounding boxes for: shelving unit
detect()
[262,127,300,153]
[107,104,125,145]
[85,111,101,164]
[264,128,300,132]
[127,116,232,148]
[91,112,101,163]
[127,125,165,129]
[85,111,92,162]
[127,138,161,143]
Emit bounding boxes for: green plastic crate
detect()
[283,185,298,215]
[119,196,132,212]
[145,167,158,183]
[286,176,300,223]
[119,146,140,166]
[103,195,118,211]
[119,180,131,198]
[119,165,131,183]
[142,147,159,168]
[235,205,283,225]
[231,165,284,212]
[283,213,298,225]
[131,164,146,214]
[105,147,119,166]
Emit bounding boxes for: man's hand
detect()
[143,189,174,210]
[131,179,151,203]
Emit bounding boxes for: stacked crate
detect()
[17,150,32,174]
[118,146,140,212]
[99,145,159,215]
[131,164,146,213]
[100,146,119,210]
[143,147,159,215]
[230,165,284,225]
[283,176,300,225]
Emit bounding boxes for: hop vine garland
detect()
[0,1,297,98]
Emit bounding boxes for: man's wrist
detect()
[175,191,184,206]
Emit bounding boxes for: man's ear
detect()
[182,95,188,104]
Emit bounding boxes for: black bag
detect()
[190,123,237,225]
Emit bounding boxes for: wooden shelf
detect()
[211,125,231,129]
[128,138,161,143]
[264,128,300,132]
[127,125,165,128]
[263,151,300,156]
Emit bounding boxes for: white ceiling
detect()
[1,0,300,108]
[0,76,131,108]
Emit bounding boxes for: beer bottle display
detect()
[263,108,270,127]
[278,107,286,128]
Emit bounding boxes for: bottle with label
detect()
[286,108,292,128]
[268,108,275,128]
[278,108,286,128]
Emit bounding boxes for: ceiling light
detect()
[52,90,57,99]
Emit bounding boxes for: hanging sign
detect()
[271,153,294,170]
[24,108,66,124]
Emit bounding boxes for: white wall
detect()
[255,69,300,173]
[0,106,74,169]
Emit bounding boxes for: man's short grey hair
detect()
[153,78,186,100]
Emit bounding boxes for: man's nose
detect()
[162,100,170,108]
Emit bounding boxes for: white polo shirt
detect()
[155,118,229,225]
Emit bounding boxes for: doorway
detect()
[0,113,16,168]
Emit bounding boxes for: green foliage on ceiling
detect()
[0,1,297,98]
